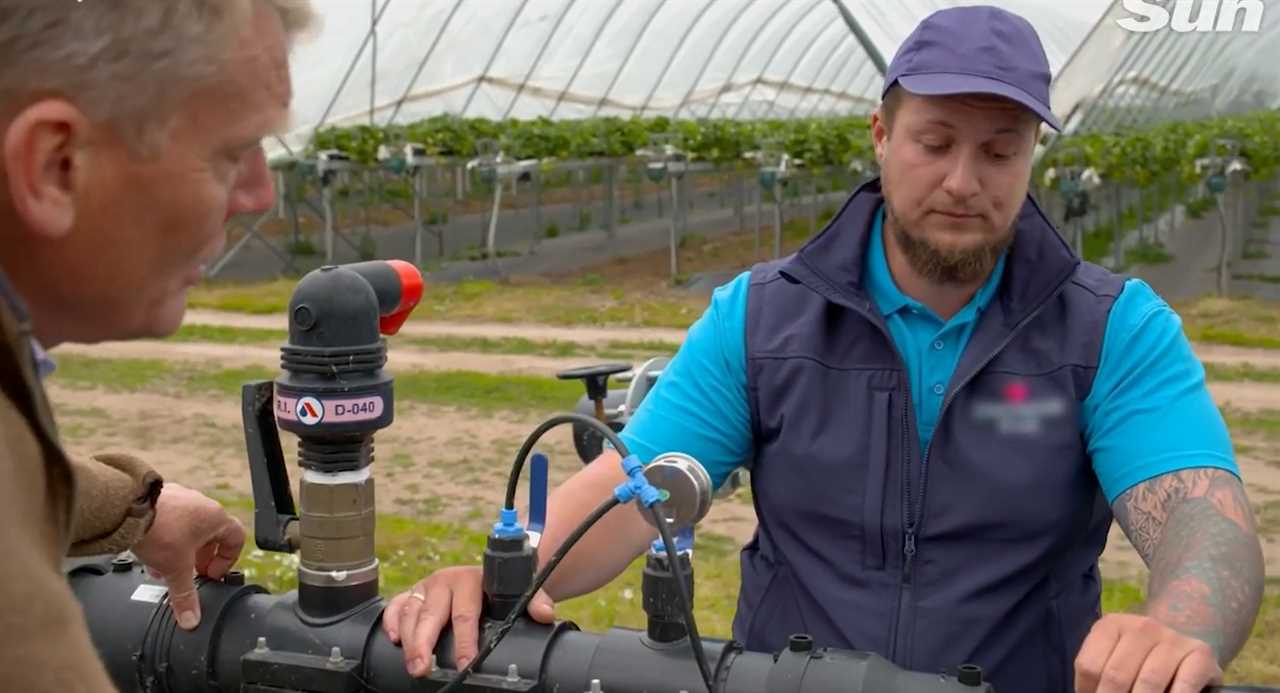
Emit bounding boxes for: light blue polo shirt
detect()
[619,206,1238,504]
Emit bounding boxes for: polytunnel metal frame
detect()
[294,0,903,143]
[1050,0,1280,139]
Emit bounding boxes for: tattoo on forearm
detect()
[1113,469,1263,663]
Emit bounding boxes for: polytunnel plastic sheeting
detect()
[1051,0,1280,135]
[272,0,1106,156]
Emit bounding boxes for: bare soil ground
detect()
[48,317,1280,583]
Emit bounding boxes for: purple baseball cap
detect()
[883,5,1062,131]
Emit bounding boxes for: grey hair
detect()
[0,0,315,149]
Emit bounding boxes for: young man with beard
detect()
[386,7,1263,693]
[0,1,313,689]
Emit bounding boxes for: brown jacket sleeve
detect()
[0,399,121,692]
[66,453,163,557]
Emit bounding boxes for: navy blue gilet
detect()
[735,178,1126,693]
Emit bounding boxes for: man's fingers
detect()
[397,588,429,673]
[1130,641,1191,693]
[528,589,556,623]
[204,519,246,579]
[1094,627,1161,693]
[1075,619,1122,693]
[193,544,218,577]
[1169,648,1222,693]
[409,588,453,678]
[162,571,201,630]
[383,592,409,643]
[450,575,485,671]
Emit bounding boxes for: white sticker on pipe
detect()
[131,584,168,603]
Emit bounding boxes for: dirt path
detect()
[1208,381,1280,412]
[183,309,689,345]
[1194,343,1280,369]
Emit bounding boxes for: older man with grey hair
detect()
[0,1,313,689]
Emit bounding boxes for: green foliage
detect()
[1038,110,1280,186]
[309,115,874,167]
[1124,240,1173,267]
[286,238,318,257]
[1185,194,1218,219]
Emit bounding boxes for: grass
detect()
[213,493,1279,684]
[1224,409,1280,442]
[1204,363,1280,384]
[167,324,287,344]
[1177,296,1280,350]
[188,279,296,314]
[190,276,708,329]
[50,354,582,415]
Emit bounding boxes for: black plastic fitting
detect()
[482,534,538,621]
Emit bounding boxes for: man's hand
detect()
[1075,613,1222,693]
[381,566,555,678]
[130,483,245,631]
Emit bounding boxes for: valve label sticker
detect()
[295,396,325,425]
[275,394,384,425]
[131,584,168,604]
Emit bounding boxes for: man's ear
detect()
[3,99,91,240]
[870,109,889,164]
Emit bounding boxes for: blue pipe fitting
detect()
[492,507,525,539]
[613,454,666,508]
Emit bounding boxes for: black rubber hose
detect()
[504,412,630,509]
[652,503,715,693]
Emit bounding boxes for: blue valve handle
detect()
[528,451,548,537]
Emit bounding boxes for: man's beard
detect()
[884,197,1013,285]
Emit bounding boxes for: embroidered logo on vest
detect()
[971,378,1068,435]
